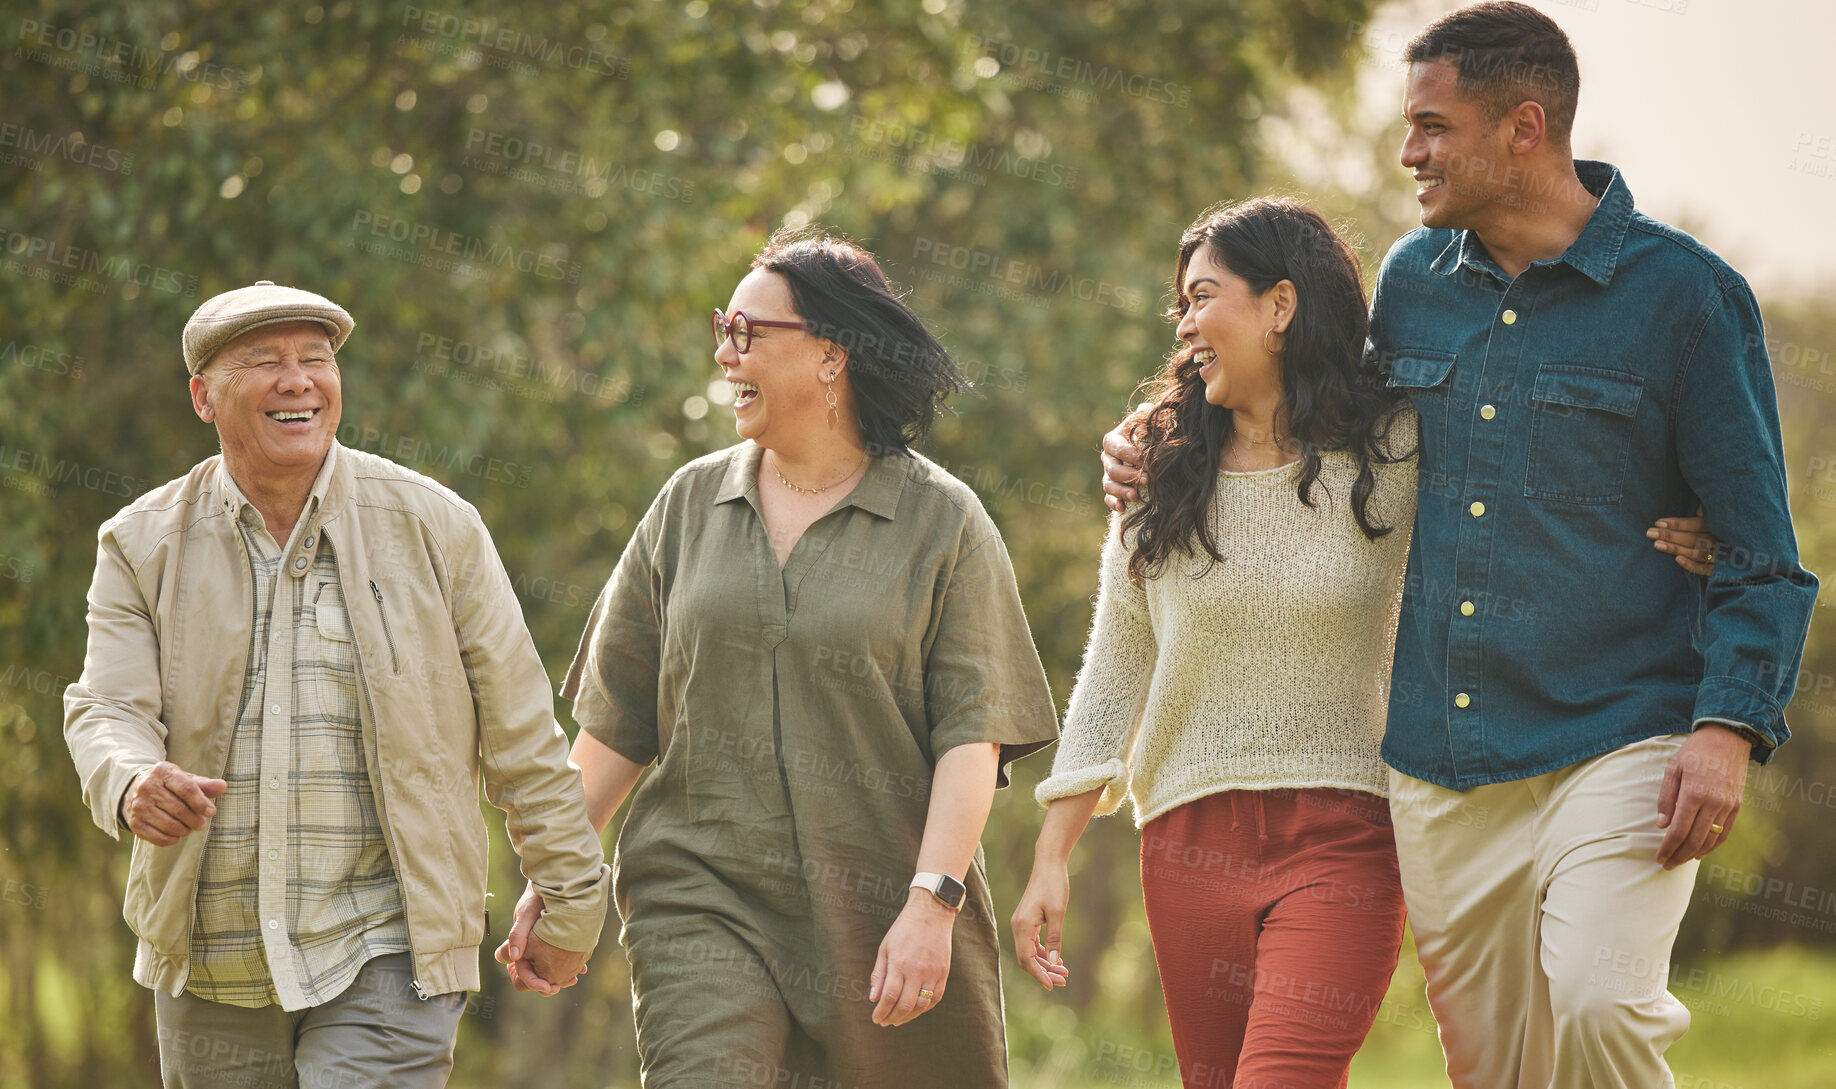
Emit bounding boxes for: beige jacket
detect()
[64,443,610,999]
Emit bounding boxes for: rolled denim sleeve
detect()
[1673,281,1819,755]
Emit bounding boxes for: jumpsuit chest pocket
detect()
[1523,364,1643,505]
[1385,349,1457,492]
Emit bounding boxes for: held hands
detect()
[493,883,590,996]
[1656,724,1752,870]
[1009,862,1074,991]
[868,889,956,1027]
[121,761,228,846]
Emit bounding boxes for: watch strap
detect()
[911,871,965,912]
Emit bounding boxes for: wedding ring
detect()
[1709,823,1725,834]
[918,988,935,1000]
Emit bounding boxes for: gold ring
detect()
[1710,823,1725,834]
[918,988,935,1000]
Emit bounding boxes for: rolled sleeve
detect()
[561,506,664,768]
[1674,282,1819,756]
[921,527,1059,787]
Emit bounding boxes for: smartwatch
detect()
[911,871,966,913]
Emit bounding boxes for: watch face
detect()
[938,874,966,910]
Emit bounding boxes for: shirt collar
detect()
[1430,159,1632,287]
[215,442,340,533]
[714,442,904,520]
[1558,160,1632,286]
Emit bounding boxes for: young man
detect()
[1102,4,1816,1085]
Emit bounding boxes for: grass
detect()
[1039,936,1836,1088]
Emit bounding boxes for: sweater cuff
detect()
[1035,758,1129,817]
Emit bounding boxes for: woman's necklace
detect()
[772,451,868,496]
[1222,432,1299,474]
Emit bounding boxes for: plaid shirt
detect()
[186,452,409,1009]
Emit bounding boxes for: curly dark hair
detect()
[752,227,969,456]
[1121,198,1411,583]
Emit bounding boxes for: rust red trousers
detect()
[1139,788,1406,1089]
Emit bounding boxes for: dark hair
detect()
[1121,198,1410,583]
[1404,1,1579,145]
[752,227,969,456]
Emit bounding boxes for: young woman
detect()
[500,229,1057,1088]
[1010,198,1715,1089]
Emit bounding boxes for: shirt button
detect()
[269,704,280,714]
[268,778,281,790]
[1460,601,1475,616]
[303,536,315,548]
[1470,501,1486,517]
[268,850,279,860]
[267,919,280,930]
[1455,692,1472,708]
[1480,404,1497,420]
[293,556,309,571]
[1502,309,1517,325]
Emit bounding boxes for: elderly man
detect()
[64,282,610,1088]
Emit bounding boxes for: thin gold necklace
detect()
[772,452,867,496]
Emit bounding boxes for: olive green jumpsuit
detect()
[563,442,1058,1088]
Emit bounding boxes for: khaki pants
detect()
[153,952,466,1089]
[1389,735,1698,1089]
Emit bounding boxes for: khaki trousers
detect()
[1389,735,1699,1089]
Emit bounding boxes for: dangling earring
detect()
[825,372,839,430]
[1262,327,1281,354]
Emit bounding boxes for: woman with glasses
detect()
[499,228,1058,1087]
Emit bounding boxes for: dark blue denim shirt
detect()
[1371,160,1818,790]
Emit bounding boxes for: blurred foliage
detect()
[2,0,1832,1086]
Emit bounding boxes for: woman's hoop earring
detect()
[1263,327,1281,354]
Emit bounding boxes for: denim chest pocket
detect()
[1524,364,1643,504]
[1385,349,1457,491]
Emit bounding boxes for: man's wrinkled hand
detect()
[122,761,228,846]
[494,883,589,996]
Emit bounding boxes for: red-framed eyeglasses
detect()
[711,308,813,354]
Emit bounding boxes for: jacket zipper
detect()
[370,581,401,674]
[345,564,424,998]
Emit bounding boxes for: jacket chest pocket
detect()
[1385,349,1457,492]
[1524,364,1643,505]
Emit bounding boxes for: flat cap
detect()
[183,280,354,374]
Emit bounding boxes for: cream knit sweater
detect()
[1039,410,1419,826]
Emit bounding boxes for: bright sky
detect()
[1347,0,1836,295]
